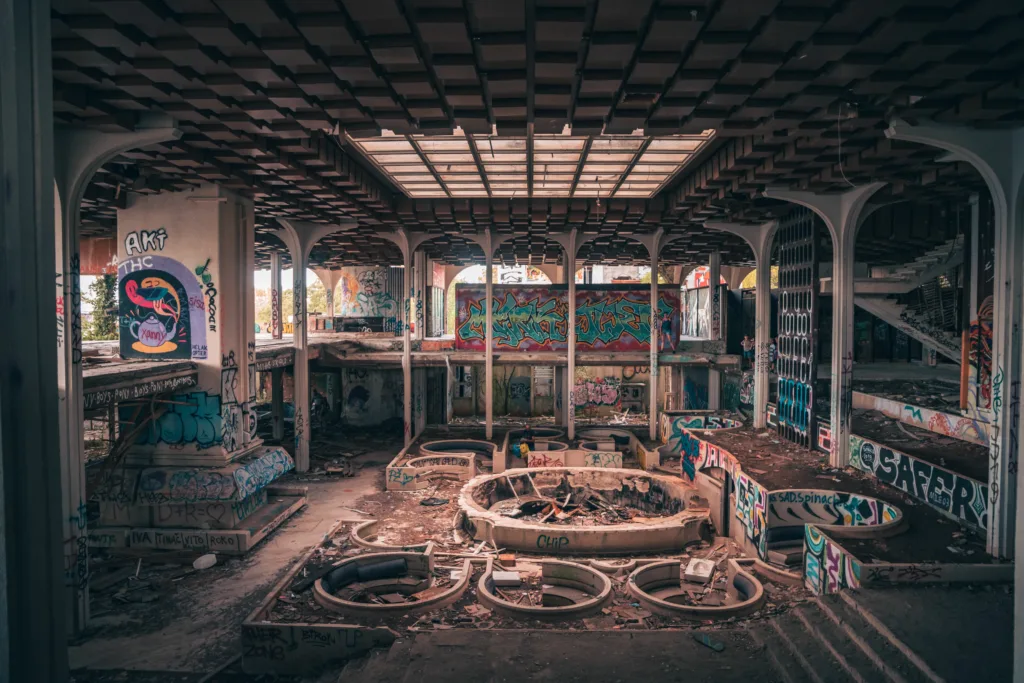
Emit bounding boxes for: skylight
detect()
[347,129,715,199]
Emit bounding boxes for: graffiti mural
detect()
[338,267,398,318]
[736,472,768,558]
[455,285,679,351]
[804,524,861,595]
[118,255,207,360]
[126,390,222,449]
[852,391,990,447]
[739,371,754,406]
[768,490,899,529]
[968,295,994,413]
[573,377,621,408]
[850,435,988,532]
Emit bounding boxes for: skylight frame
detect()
[347,129,714,199]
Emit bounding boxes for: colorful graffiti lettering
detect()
[768,490,898,530]
[739,371,754,406]
[573,377,620,407]
[126,391,222,449]
[735,473,767,558]
[455,285,679,351]
[118,255,207,360]
[850,435,987,531]
[804,524,861,595]
[583,451,622,468]
[527,451,564,468]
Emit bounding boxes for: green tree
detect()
[84,274,118,341]
[306,278,328,314]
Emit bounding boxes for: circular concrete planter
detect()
[350,519,431,552]
[313,552,470,621]
[627,558,765,620]
[420,439,497,459]
[460,468,706,555]
[507,428,565,440]
[477,559,612,620]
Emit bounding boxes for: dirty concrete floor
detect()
[69,442,399,677]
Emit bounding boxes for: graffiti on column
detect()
[69,254,83,364]
[118,254,207,360]
[221,351,241,453]
[123,227,168,256]
[775,209,819,449]
[455,285,679,351]
[194,258,217,333]
[710,284,721,340]
[270,287,281,336]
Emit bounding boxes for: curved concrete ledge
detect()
[313,552,470,621]
[460,468,707,555]
[420,439,497,459]
[767,489,906,544]
[477,560,612,620]
[627,558,765,620]
[508,428,565,440]
[350,520,431,552]
[661,410,743,433]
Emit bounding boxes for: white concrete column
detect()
[0,0,70,672]
[445,356,455,425]
[886,121,1024,566]
[707,251,722,410]
[403,248,414,444]
[649,244,660,440]
[270,251,283,339]
[763,183,887,468]
[413,250,427,340]
[276,221,354,468]
[53,116,180,632]
[311,268,343,331]
[552,230,579,440]
[485,246,494,440]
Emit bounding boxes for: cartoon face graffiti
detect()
[118,255,206,360]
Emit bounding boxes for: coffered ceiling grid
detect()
[54,0,1024,270]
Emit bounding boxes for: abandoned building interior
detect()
[2,0,1024,681]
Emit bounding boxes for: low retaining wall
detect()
[853,391,991,447]
[850,434,988,534]
[386,438,501,491]
[803,523,1012,595]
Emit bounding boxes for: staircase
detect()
[751,594,944,683]
[853,236,964,363]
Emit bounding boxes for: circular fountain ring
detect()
[420,439,497,459]
[627,558,765,620]
[313,552,470,620]
[576,428,635,446]
[477,559,612,619]
[460,468,707,555]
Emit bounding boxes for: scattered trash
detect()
[693,632,725,652]
[192,554,217,570]
[420,497,450,507]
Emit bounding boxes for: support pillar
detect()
[413,251,427,340]
[271,367,285,442]
[311,268,343,330]
[554,366,564,425]
[445,357,455,426]
[276,220,354,467]
[54,116,180,632]
[552,230,579,440]
[485,247,494,439]
[707,222,778,428]
[707,251,722,410]
[0,0,69,674]
[886,120,1024,567]
[404,248,414,444]
[649,241,661,440]
[270,251,283,339]
[763,183,887,467]
[414,367,427,434]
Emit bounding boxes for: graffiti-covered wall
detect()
[341,367,403,427]
[850,434,988,532]
[336,266,404,333]
[455,285,679,351]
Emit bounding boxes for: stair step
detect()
[791,605,880,682]
[770,611,857,682]
[748,619,820,683]
[818,594,939,683]
[338,648,392,683]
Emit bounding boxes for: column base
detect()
[123,437,267,467]
[90,446,302,555]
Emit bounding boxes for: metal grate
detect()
[776,208,820,449]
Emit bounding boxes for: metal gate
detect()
[776,208,819,448]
